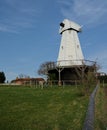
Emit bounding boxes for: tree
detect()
[38,61,56,78]
[0,72,6,83]
[98,74,107,83]
[82,63,98,96]
[18,74,30,79]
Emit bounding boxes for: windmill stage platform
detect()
[47,60,96,85]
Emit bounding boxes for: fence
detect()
[20,80,83,87]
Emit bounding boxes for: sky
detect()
[0,0,107,82]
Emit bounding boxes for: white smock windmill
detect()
[57,19,84,67]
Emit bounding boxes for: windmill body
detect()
[57,19,84,66]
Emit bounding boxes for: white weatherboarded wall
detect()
[57,19,84,66]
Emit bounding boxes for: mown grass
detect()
[95,84,107,130]
[0,85,89,130]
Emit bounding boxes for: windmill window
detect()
[69,30,71,34]
[60,22,65,27]
[77,45,79,48]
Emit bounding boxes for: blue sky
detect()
[0,0,107,82]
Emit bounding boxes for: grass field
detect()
[0,85,89,130]
[95,85,107,130]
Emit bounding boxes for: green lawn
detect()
[95,85,107,130]
[0,85,89,130]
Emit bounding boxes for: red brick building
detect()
[11,77,45,85]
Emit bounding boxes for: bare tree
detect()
[18,74,30,79]
[83,63,99,95]
[38,61,56,76]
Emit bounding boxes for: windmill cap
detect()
[59,19,81,33]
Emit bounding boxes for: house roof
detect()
[11,77,45,83]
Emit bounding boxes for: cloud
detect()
[0,23,19,33]
[57,0,107,27]
[86,48,107,73]
[0,0,42,33]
